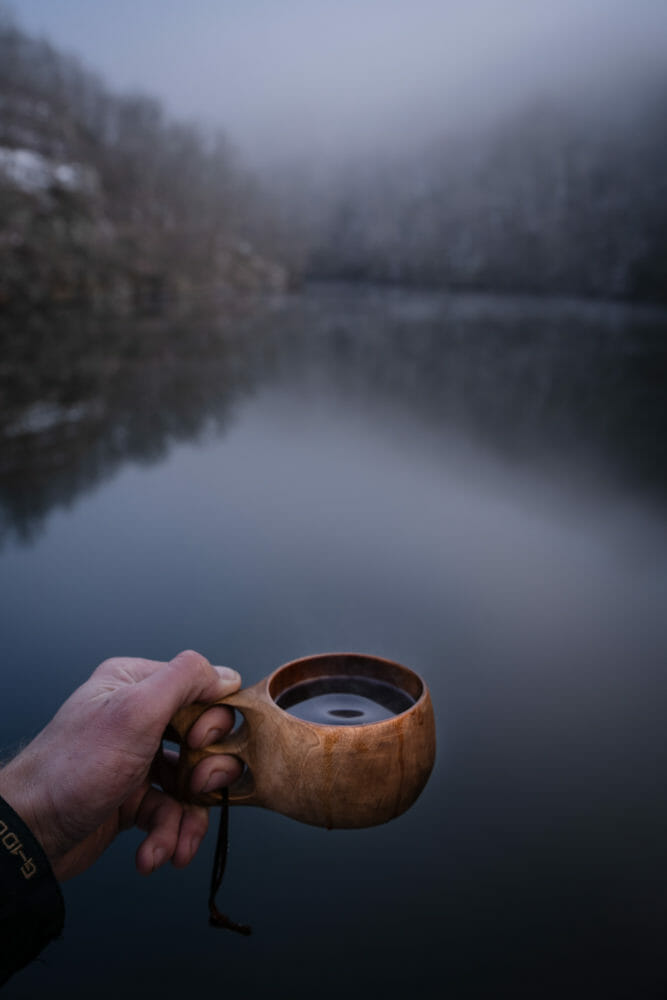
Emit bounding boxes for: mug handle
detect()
[166,688,259,807]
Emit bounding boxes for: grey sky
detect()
[11,1,667,164]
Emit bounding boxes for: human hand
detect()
[0,650,243,881]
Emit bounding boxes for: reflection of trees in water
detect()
[0,302,281,546]
[1,286,665,547]
[268,286,667,504]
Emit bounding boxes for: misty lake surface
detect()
[1,283,666,998]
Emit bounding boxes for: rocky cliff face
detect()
[0,137,290,312]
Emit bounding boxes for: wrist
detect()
[0,753,60,870]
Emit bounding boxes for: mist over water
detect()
[1,3,667,997]
[6,1,667,304]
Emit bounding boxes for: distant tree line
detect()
[303,83,667,303]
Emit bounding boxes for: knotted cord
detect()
[207,787,251,935]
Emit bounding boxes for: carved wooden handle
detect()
[167,690,258,807]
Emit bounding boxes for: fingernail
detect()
[202,769,232,794]
[203,727,226,746]
[216,666,240,683]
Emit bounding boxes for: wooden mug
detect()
[168,653,436,829]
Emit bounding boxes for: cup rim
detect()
[267,652,426,727]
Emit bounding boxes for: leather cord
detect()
[207,787,251,935]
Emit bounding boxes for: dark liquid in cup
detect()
[275,675,415,725]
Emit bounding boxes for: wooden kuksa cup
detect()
[169,653,436,829]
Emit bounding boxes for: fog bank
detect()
[12,0,667,166]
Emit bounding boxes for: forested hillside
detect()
[301,81,667,303]
[0,12,293,310]
[1,8,666,308]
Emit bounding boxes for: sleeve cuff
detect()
[0,794,65,985]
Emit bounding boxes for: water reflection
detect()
[267,286,667,504]
[0,300,279,545]
[1,285,667,998]
[1,284,665,550]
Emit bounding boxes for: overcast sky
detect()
[11,0,667,164]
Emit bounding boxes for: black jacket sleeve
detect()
[0,795,65,987]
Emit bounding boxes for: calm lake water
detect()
[1,284,666,998]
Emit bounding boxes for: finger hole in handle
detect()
[179,758,256,807]
[171,720,254,806]
[168,700,257,805]
[201,763,256,807]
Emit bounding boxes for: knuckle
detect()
[97,656,122,673]
[175,649,210,673]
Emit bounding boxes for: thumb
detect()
[137,650,241,730]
